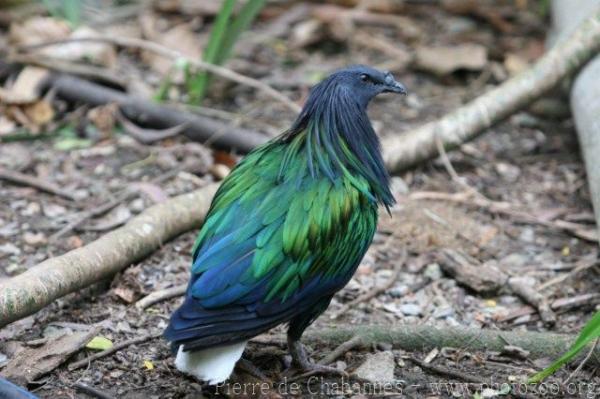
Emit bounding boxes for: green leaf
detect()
[54,137,93,151]
[187,0,236,102]
[187,0,266,103]
[86,336,113,351]
[42,0,82,27]
[217,0,267,65]
[529,310,600,383]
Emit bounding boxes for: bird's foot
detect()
[287,339,347,378]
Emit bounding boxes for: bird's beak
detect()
[385,80,407,95]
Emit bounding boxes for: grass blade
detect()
[529,310,600,383]
[217,0,267,65]
[187,0,236,102]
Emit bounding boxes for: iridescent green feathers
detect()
[189,134,378,304]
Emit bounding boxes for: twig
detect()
[508,277,556,326]
[17,36,301,113]
[135,284,187,310]
[330,249,407,320]
[410,190,599,242]
[409,356,482,383]
[73,382,116,399]
[319,335,363,365]
[0,166,75,201]
[116,111,189,144]
[538,256,599,290]
[9,53,127,88]
[382,9,600,172]
[69,333,161,371]
[434,134,466,188]
[564,338,599,385]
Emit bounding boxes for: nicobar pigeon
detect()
[164,65,407,384]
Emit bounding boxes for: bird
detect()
[164,65,406,384]
[0,378,39,399]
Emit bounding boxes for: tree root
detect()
[267,324,600,367]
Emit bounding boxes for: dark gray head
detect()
[284,65,403,208]
[325,65,406,108]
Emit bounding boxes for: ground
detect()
[0,1,599,398]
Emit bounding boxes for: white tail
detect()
[174,341,247,384]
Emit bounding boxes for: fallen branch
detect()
[382,9,600,172]
[18,35,301,113]
[318,335,363,365]
[134,284,187,310]
[277,324,600,367]
[43,74,269,153]
[439,249,557,325]
[0,183,218,329]
[0,166,75,201]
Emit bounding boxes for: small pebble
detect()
[43,203,66,218]
[0,243,20,256]
[399,303,422,316]
[424,263,442,280]
[23,232,47,247]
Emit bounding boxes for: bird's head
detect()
[311,65,407,110]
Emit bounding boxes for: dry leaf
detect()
[23,100,54,126]
[291,19,324,48]
[113,286,137,303]
[2,327,98,384]
[0,66,50,104]
[143,359,155,370]
[504,53,529,76]
[43,27,117,67]
[0,115,17,136]
[87,103,118,138]
[143,23,203,78]
[9,17,71,47]
[415,44,488,76]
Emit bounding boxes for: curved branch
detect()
[383,9,600,172]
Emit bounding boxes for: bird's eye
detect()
[360,74,369,82]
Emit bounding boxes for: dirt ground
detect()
[0,1,599,398]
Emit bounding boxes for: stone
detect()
[399,303,422,316]
[354,351,395,383]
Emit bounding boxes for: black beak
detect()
[385,80,407,95]
[382,72,407,95]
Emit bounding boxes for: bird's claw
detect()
[287,339,347,379]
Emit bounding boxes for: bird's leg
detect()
[287,335,346,376]
[286,297,346,376]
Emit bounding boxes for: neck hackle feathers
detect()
[281,65,403,209]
